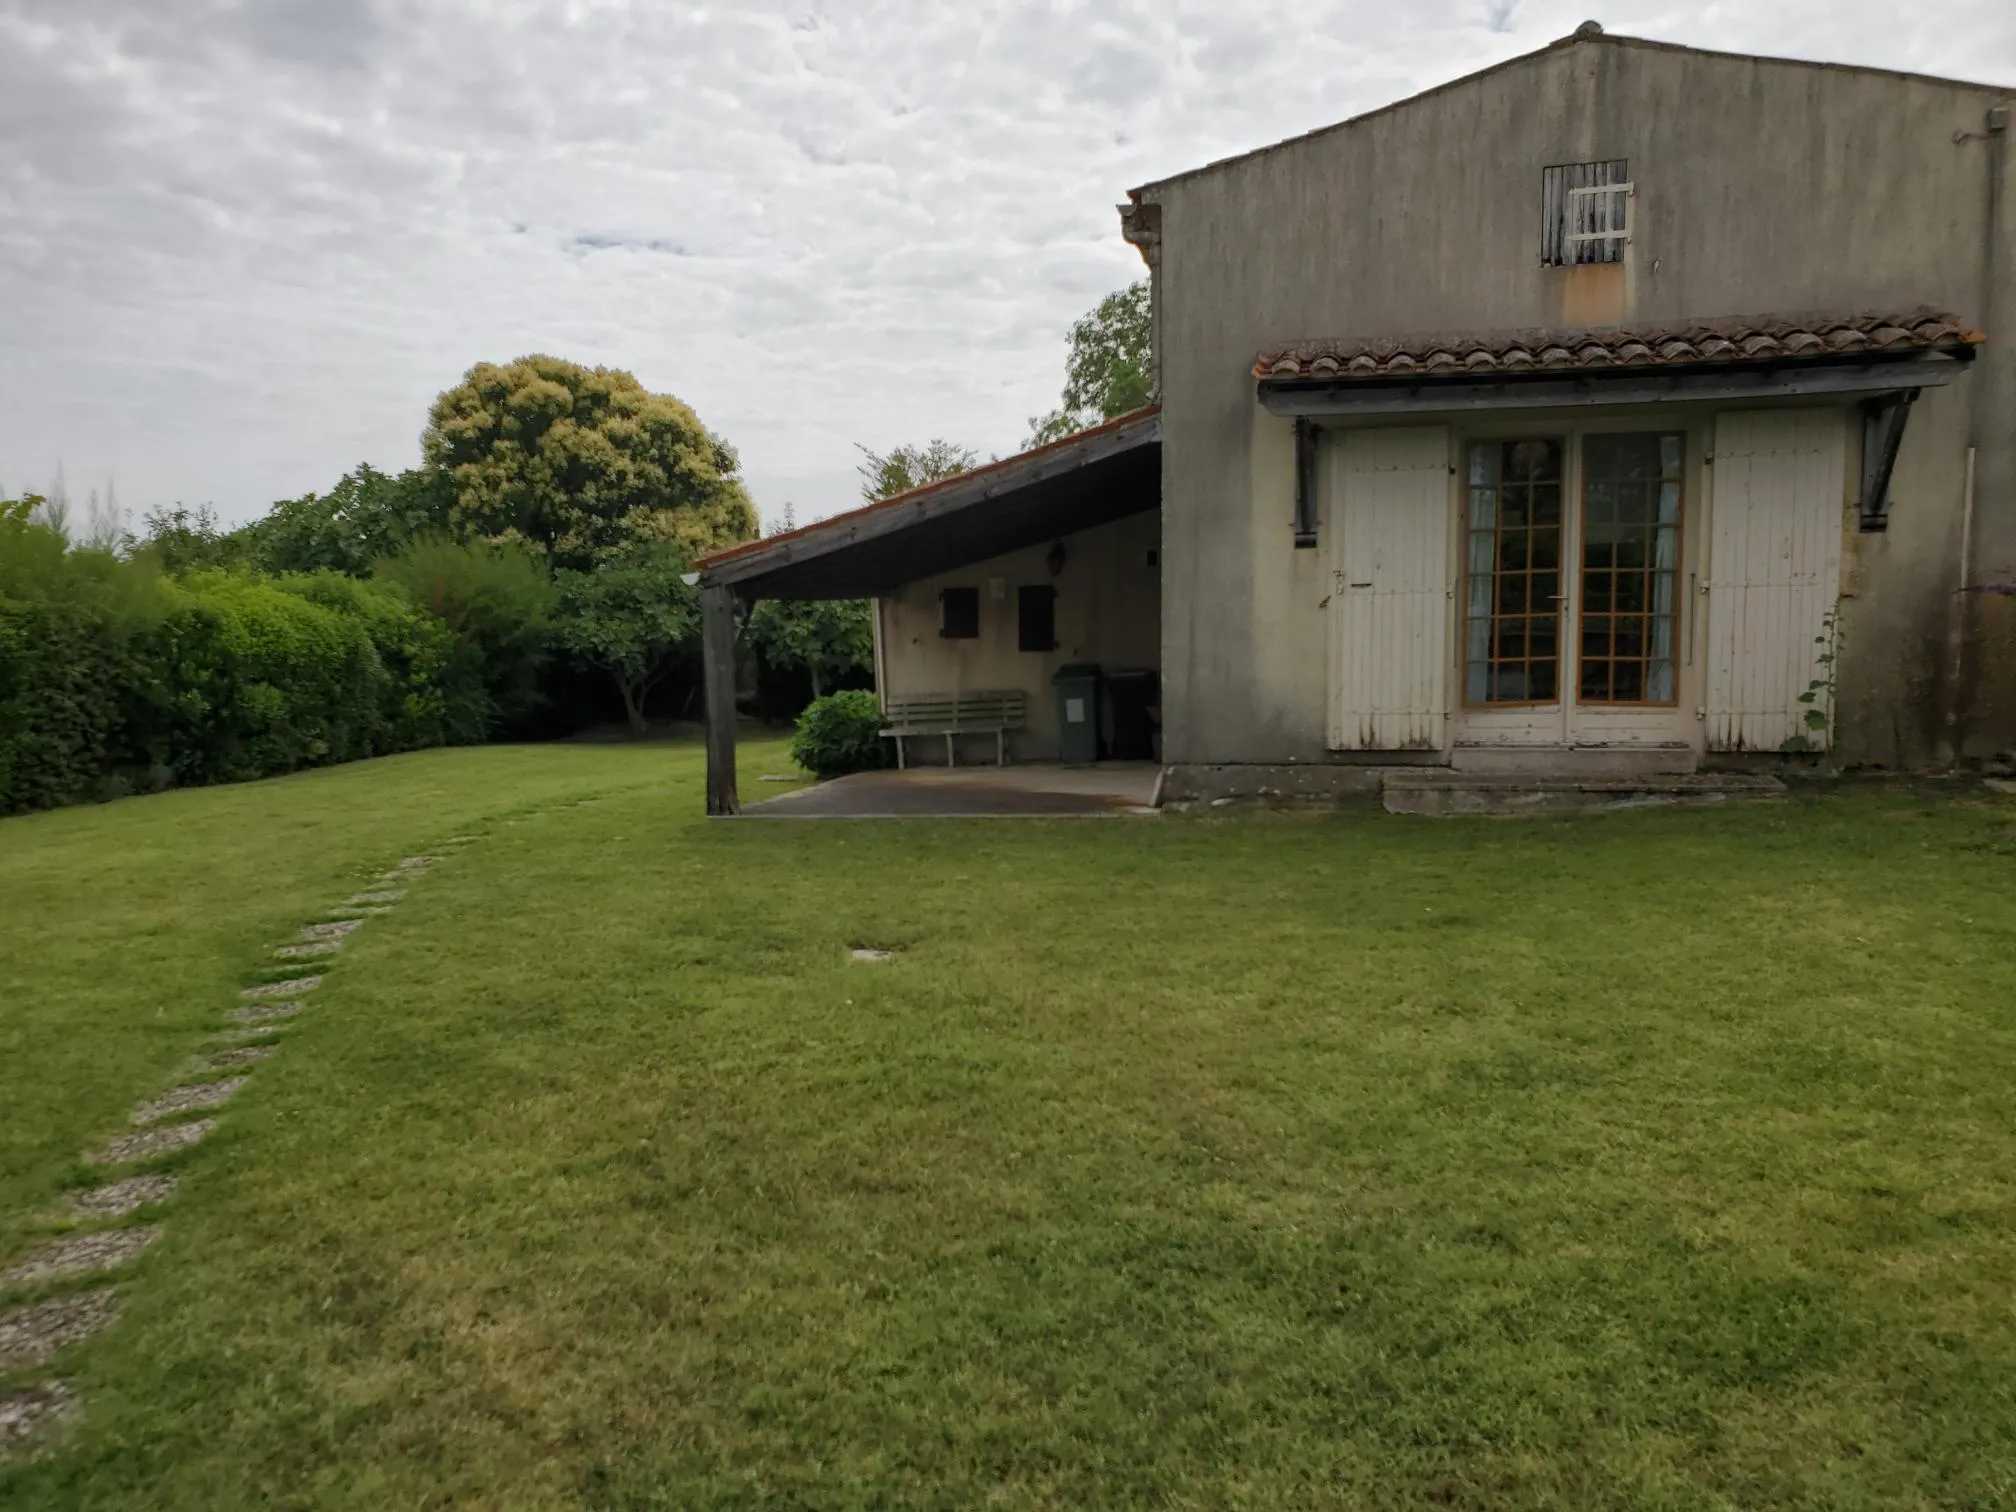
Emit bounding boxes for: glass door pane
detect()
[1577,433,1682,705]
[1463,438,1564,704]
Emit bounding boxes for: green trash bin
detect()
[1052,663,1102,765]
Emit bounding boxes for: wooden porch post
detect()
[702,582,739,816]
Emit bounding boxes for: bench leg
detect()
[946,732,956,768]
[894,734,907,771]
[996,729,1005,766]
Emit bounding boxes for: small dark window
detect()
[939,586,980,639]
[1542,159,1630,266]
[1017,585,1056,652]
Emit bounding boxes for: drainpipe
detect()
[1948,103,2007,760]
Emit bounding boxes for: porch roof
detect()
[1254,311,1982,417]
[694,406,1162,600]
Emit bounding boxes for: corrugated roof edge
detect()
[695,404,1163,572]
[1127,30,2014,201]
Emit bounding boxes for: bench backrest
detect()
[883,689,1028,729]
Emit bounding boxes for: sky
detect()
[2,1,2013,531]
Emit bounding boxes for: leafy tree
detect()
[745,597,872,700]
[245,465,453,577]
[424,356,757,571]
[137,505,251,575]
[553,539,698,736]
[854,439,977,504]
[743,438,975,707]
[1025,280,1153,447]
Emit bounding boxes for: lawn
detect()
[3,745,2015,1509]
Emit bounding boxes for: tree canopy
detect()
[1026,281,1153,447]
[554,539,698,736]
[853,439,978,505]
[423,356,758,571]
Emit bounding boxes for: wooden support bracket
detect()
[1293,417,1319,548]
[1857,388,1920,533]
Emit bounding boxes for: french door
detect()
[1459,429,1691,747]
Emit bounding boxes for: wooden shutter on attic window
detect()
[1017,585,1057,652]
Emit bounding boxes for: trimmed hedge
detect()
[0,519,512,815]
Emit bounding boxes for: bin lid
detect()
[1051,663,1101,683]
[1105,667,1156,684]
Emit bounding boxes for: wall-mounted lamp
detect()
[1046,539,1068,578]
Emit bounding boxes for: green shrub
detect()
[376,538,555,741]
[150,571,391,783]
[275,571,453,751]
[0,519,164,814]
[790,689,886,778]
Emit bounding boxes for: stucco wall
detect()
[1145,34,2015,768]
[876,510,1161,761]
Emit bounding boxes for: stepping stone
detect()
[215,1021,294,1042]
[394,856,440,871]
[345,890,405,904]
[229,1000,305,1025]
[327,906,393,919]
[0,1290,118,1371]
[193,1045,272,1072]
[273,940,342,959]
[1,1226,161,1289]
[297,919,364,943]
[68,1175,177,1218]
[242,975,322,1000]
[0,1381,75,1451]
[93,1120,215,1166]
[1986,777,2016,795]
[850,948,897,963]
[131,1077,247,1126]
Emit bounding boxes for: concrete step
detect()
[1450,743,1696,777]
[1381,770,1786,816]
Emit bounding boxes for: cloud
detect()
[0,0,2012,528]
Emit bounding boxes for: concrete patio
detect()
[736,763,1163,818]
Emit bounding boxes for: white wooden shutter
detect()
[1704,410,1847,752]
[1328,426,1452,751]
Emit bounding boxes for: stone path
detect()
[68,1177,177,1219]
[93,1120,217,1165]
[130,1077,247,1126]
[0,1227,161,1289]
[0,1383,74,1449]
[0,835,466,1459]
[0,1293,118,1373]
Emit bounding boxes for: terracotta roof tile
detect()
[1253,311,1983,383]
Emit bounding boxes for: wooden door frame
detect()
[1448,408,1709,752]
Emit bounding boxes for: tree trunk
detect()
[617,677,648,737]
[810,665,824,700]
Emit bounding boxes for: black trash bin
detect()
[1105,668,1158,761]
[1052,664,1102,765]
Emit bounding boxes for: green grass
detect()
[3,747,2015,1509]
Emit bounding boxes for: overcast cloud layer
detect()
[2,1,2013,528]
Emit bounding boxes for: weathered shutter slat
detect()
[1329,427,1452,751]
[1705,410,1846,752]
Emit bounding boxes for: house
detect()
[694,23,2014,814]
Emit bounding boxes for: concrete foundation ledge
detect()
[1160,764,1394,806]
[1381,771,1787,817]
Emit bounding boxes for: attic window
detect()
[1543,160,1631,266]
[939,586,980,639]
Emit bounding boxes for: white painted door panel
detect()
[1329,427,1452,751]
[1704,410,1846,752]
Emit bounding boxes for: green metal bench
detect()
[881,690,1028,769]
